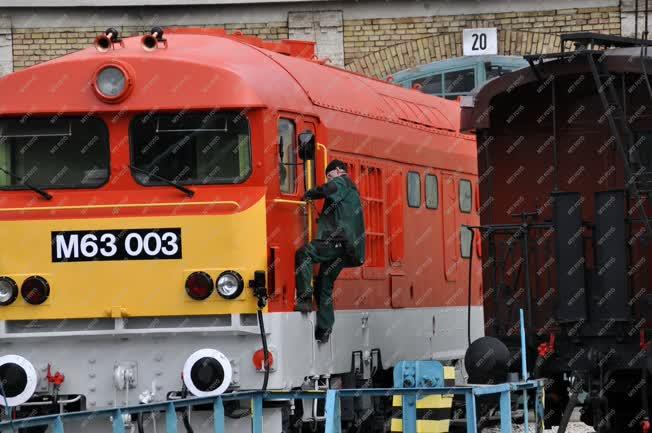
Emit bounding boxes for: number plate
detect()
[462,28,498,56]
[51,228,182,262]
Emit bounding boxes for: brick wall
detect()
[346,30,567,79]
[343,6,620,70]
[8,5,619,74]
[0,18,11,76]
[12,23,288,70]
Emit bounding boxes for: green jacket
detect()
[305,175,365,267]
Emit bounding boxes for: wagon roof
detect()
[460,47,652,131]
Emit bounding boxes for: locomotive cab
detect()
[0,31,300,424]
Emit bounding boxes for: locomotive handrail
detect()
[272,198,314,240]
[272,199,307,206]
[0,200,241,212]
[0,381,546,433]
[317,142,328,174]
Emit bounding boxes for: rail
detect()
[271,199,307,206]
[272,198,313,241]
[0,380,545,433]
[317,143,328,174]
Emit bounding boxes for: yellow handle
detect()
[272,199,307,206]
[317,143,328,174]
[305,159,314,241]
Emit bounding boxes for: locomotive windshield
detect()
[0,117,109,189]
[130,111,251,185]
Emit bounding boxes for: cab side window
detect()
[461,226,473,258]
[278,119,296,194]
[425,174,438,209]
[459,179,472,213]
[407,171,421,208]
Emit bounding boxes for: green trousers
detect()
[295,240,346,331]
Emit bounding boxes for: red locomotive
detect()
[0,27,479,432]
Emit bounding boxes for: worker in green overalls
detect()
[295,160,365,343]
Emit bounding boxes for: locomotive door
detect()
[268,116,315,309]
[441,172,459,282]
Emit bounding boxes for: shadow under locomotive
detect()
[461,33,652,432]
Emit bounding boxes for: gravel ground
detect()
[482,422,594,433]
[480,408,594,433]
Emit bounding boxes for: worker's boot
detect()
[315,327,331,343]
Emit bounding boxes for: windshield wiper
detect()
[129,165,195,198]
[0,166,52,200]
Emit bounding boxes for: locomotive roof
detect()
[0,28,463,133]
[461,46,652,131]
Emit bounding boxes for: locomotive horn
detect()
[94,27,120,53]
[0,354,37,406]
[141,26,165,51]
[182,348,232,397]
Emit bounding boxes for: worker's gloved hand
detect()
[303,183,332,201]
[303,188,318,201]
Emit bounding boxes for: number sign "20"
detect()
[462,28,497,56]
[471,33,487,51]
[52,228,182,262]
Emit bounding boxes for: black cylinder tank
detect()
[464,336,510,384]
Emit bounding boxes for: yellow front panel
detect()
[0,197,267,320]
[392,395,453,409]
[390,419,450,433]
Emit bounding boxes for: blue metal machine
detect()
[0,381,545,433]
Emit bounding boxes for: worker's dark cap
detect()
[325,159,347,174]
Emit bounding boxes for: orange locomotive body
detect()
[0,28,481,432]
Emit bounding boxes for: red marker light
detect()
[21,276,50,305]
[252,349,274,371]
[185,272,213,300]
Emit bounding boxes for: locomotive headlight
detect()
[216,271,244,299]
[0,277,18,306]
[92,63,133,103]
[97,67,126,97]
